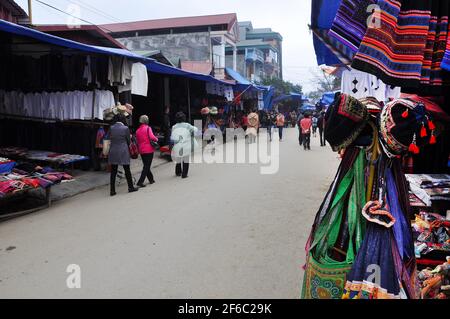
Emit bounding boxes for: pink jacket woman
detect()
[136,122,158,154]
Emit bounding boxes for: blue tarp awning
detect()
[225,67,252,85]
[320,91,338,106]
[0,19,153,62]
[272,93,307,104]
[310,0,344,66]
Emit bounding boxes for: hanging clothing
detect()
[131,62,149,97]
[329,0,376,57]
[352,0,432,87]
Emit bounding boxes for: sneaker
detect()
[110,191,116,197]
[137,183,146,188]
[128,188,139,193]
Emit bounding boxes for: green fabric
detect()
[302,150,366,299]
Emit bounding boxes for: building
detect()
[0,0,29,24]
[226,21,283,83]
[101,13,239,80]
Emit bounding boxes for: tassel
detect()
[409,134,420,154]
[409,143,420,154]
[430,134,437,145]
[428,120,436,131]
[402,109,409,118]
[420,124,427,138]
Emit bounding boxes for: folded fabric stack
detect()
[418,257,450,299]
[413,212,450,267]
[25,151,88,165]
[0,147,28,158]
[406,174,450,206]
[0,165,74,198]
[0,157,15,174]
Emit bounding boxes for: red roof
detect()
[180,61,212,75]
[35,24,127,49]
[100,13,237,34]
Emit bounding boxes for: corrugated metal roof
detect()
[35,24,127,49]
[101,13,237,34]
[180,61,212,75]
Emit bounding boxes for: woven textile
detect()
[421,1,449,85]
[352,0,432,87]
[329,0,376,56]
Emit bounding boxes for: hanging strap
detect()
[310,150,366,264]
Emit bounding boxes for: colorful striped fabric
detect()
[329,0,376,57]
[352,0,432,87]
[421,1,449,86]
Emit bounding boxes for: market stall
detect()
[303,0,450,300]
[0,19,153,217]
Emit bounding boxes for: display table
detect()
[0,147,89,172]
[0,162,73,221]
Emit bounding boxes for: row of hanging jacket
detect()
[302,92,443,299]
[329,0,450,87]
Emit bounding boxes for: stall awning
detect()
[0,19,153,62]
[225,67,252,85]
[310,0,347,66]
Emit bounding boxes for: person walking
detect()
[297,112,304,146]
[107,114,138,196]
[246,109,259,144]
[276,112,285,141]
[135,115,158,188]
[312,114,318,137]
[300,113,313,150]
[317,110,326,147]
[171,112,199,179]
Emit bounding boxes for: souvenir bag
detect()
[302,150,366,299]
[129,136,139,159]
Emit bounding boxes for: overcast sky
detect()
[16,0,319,92]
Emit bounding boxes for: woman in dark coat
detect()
[107,114,138,196]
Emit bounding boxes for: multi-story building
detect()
[101,13,239,80]
[226,21,283,83]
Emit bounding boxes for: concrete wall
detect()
[116,32,211,66]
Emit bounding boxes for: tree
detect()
[260,77,303,96]
[307,69,341,104]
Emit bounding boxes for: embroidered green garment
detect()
[302,149,366,299]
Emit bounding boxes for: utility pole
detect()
[28,0,33,25]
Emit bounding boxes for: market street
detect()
[0,129,338,298]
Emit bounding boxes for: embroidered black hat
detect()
[324,93,369,152]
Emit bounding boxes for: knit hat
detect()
[324,93,369,152]
[380,99,434,157]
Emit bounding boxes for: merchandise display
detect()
[0,164,73,198]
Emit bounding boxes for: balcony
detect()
[245,48,264,64]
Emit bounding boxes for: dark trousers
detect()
[303,133,311,150]
[278,126,283,140]
[319,128,325,146]
[298,129,303,145]
[138,153,154,185]
[110,164,133,192]
[175,156,190,178]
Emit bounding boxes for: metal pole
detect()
[28,0,33,25]
[186,79,191,123]
[91,90,96,121]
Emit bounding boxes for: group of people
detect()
[105,111,197,196]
